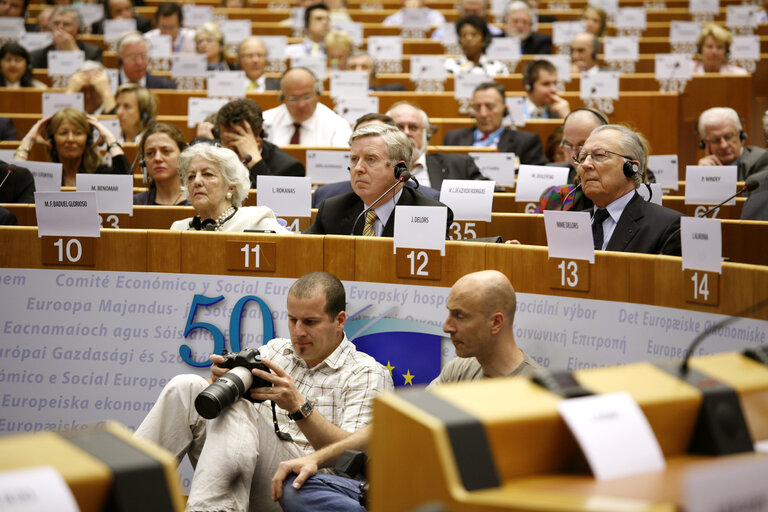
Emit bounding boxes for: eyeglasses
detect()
[701,132,738,145]
[572,148,632,165]
[284,93,315,103]
[559,140,582,153]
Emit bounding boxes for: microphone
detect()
[0,163,14,193]
[559,183,581,211]
[241,154,253,166]
[349,170,412,236]
[129,145,143,173]
[657,176,760,255]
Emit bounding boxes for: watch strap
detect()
[288,400,314,421]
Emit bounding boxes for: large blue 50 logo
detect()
[180,294,275,367]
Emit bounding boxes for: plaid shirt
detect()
[259,334,393,453]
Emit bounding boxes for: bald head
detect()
[280,67,320,123]
[453,270,517,324]
[561,109,607,163]
[570,32,598,71]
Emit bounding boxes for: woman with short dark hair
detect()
[0,43,46,88]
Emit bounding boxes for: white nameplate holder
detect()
[614,7,646,38]
[19,32,53,53]
[182,5,213,27]
[439,179,495,222]
[669,21,702,54]
[367,36,403,73]
[333,22,363,46]
[730,36,760,73]
[146,34,172,71]
[187,97,229,128]
[580,71,619,115]
[42,92,84,119]
[257,175,312,232]
[400,8,432,38]
[557,392,666,481]
[0,466,79,512]
[552,21,585,50]
[16,161,62,192]
[454,72,491,114]
[486,37,521,71]
[207,71,248,98]
[505,97,526,127]
[689,0,719,22]
[291,55,326,81]
[646,155,679,190]
[76,3,104,27]
[103,19,137,44]
[0,17,25,39]
[544,210,594,289]
[684,166,738,215]
[410,55,447,92]
[47,51,85,87]
[220,20,252,51]
[335,97,379,127]
[470,153,516,188]
[726,5,757,33]
[34,191,101,238]
[305,150,350,185]
[261,36,287,73]
[655,53,692,93]
[684,455,768,512]
[604,37,639,73]
[589,0,617,16]
[172,54,207,89]
[680,217,722,305]
[394,205,448,280]
[76,174,134,216]
[515,165,569,213]
[329,70,369,99]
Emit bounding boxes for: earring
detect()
[226,192,232,200]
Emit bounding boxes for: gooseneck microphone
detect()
[658,176,760,254]
[0,164,14,193]
[349,170,412,236]
[559,183,582,210]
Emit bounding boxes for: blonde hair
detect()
[324,30,355,54]
[697,23,733,54]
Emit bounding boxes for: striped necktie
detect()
[362,210,378,237]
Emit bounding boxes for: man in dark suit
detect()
[443,82,548,166]
[29,6,102,68]
[214,98,305,186]
[741,169,768,221]
[696,107,768,181]
[505,1,552,54]
[305,124,453,236]
[237,37,281,92]
[0,117,17,141]
[0,161,35,203]
[577,125,682,255]
[91,0,152,34]
[115,32,177,89]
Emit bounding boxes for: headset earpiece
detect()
[739,131,747,142]
[623,160,639,178]
[393,161,407,179]
[190,216,216,231]
[47,125,58,162]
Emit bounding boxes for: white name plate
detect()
[439,179,495,222]
[454,72,491,99]
[726,5,758,29]
[516,165,569,202]
[669,21,702,45]
[400,8,434,29]
[646,155,679,190]
[76,174,134,215]
[207,71,247,98]
[486,37,521,62]
[0,17,25,39]
[0,466,79,512]
[367,36,403,61]
[588,0,617,15]
[182,5,213,27]
[34,191,101,238]
[330,70,369,98]
[42,92,84,119]
[544,210,595,263]
[171,54,207,78]
[15,161,62,192]
[256,175,312,218]
[558,392,666,481]
[731,36,760,61]
[260,36,287,60]
[76,3,104,26]
[537,54,572,83]
[655,54,693,80]
[335,97,379,126]
[470,152,516,188]
[48,50,85,76]
[333,23,363,47]
[393,205,447,255]
[552,21,585,47]
[681,217,721,273]
[219,20,252,46]
[615,8,646,30]
[684,166,737,205]
[187,97,229,128]
[291,55,326,81]
[505,97,526,127]
[19,32,53,53]
[305,150,350,184]
[604,37,639,62]
[103,19,137,43]
[410,55,447,82]
[689,0,718,15]
[580,71,619,100]
[147,34,172,59]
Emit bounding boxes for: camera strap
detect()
[271,401,293,442]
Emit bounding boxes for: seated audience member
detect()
[213,98,305,184]
[263,67,351,147]
[580,4,606,37]
[115,83,157,143]
[15,108,129,186]
[445,15,508,76]
[37,7,53,31]
[383,0,445,27]
[170,144,288,232]
[574,124,682,255]
[522,59,569,119]
[741,169,768,220]
[443,82,547,165]
[145,2,195,54]
[134,271,393,511]
[692,23,747,75]
[91,0,151,34]
[279,0,352,27]
[570,32,604,74]
[324,30,354,70]
[431,0,502,41]
[505,1,552,54]
[116,32,177,88]
[305,124,453,236]
[195,22,229,71]
[66,61,116,115]
[134,123,189,205]
[0,117,17,140]
[696,107,768,180]
[285,4,331,57]
[238,36,280,92]
[272,270,538,511]
[0,0,27,18]
[0,43,46,88]
[0,160,35,203]
[347,51,405,91]
[29,6,102,68]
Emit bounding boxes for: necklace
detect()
[214,206,237,231]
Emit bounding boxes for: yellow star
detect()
[385,361,395,375]
[402,370,414,386]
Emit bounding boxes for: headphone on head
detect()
[522,62,534,92]
[563,107,609,126]
[392,161,407,180]
[623,159,639,178]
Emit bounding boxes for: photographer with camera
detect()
[134,272,393,512]
[271,270,538,511]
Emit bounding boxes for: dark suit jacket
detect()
[442,127,547,166]
[521,32,552,55]
[305,186,454,237]
[373,83,407,91]
[118,72,177,89]
[0,206,17,225]
[92,15,152,34]
[0,162,35,203]
[741,169,768,221]
[601,191,683,256]
[0,117,17,141]
[30,41,102,69]
[738,146,768,181]
[311,180,440,208]
[425,152,487,191]
[248,140,305,186]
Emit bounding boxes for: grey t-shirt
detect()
[426,351,538,389]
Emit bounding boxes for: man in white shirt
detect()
[285,4,331,58]
[263,67,351,147]
[522,59,570,119]
[570,32,602,74]
[144,2,195,54]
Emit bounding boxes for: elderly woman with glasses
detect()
[170,143,289,232]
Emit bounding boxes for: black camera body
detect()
[194,348,272,420]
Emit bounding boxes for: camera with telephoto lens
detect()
[194,348,272,420]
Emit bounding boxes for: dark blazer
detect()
[521,32,552,55]
[92,15,152,34]
[738,146,768,181]
[0,161,35,203]
[373,83,407,91]
[118,72,177,89]
[0,206,17,225]
[311,180,440,208]
[425,152,487,191]
[0,117,17,141]
[741,169,768,221]
[248,140,305,186]
[442,127,548,166]
[305,186,454,237]
[30,41,102,69]
[602,191,683,256]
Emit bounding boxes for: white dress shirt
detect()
[145,27,196,53]
[263,103,352,147]
[410,152,431,188]
[366,189,403,236]
[593,189,634,250]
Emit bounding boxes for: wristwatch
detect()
[288,400,315,421]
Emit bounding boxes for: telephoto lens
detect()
[195,366,254,419]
